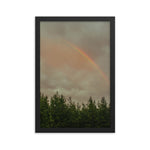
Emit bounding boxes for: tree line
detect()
[40,92,111,128]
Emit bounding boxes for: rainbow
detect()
[64,40,109,85]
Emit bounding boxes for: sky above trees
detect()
[40,21,110,104]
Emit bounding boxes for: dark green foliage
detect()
[40,92,111,128]
[40,93,50,128]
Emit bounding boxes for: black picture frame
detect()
[35,17,115,133]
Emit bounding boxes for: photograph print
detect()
[36,17,115,132]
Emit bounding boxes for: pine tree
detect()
[40,92,111,128]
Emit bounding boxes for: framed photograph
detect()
[35,17,115,132]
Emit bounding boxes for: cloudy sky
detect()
[40,21,110,104]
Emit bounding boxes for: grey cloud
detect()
[40,21,110,104]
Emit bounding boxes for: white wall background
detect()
[0,0,150,150]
